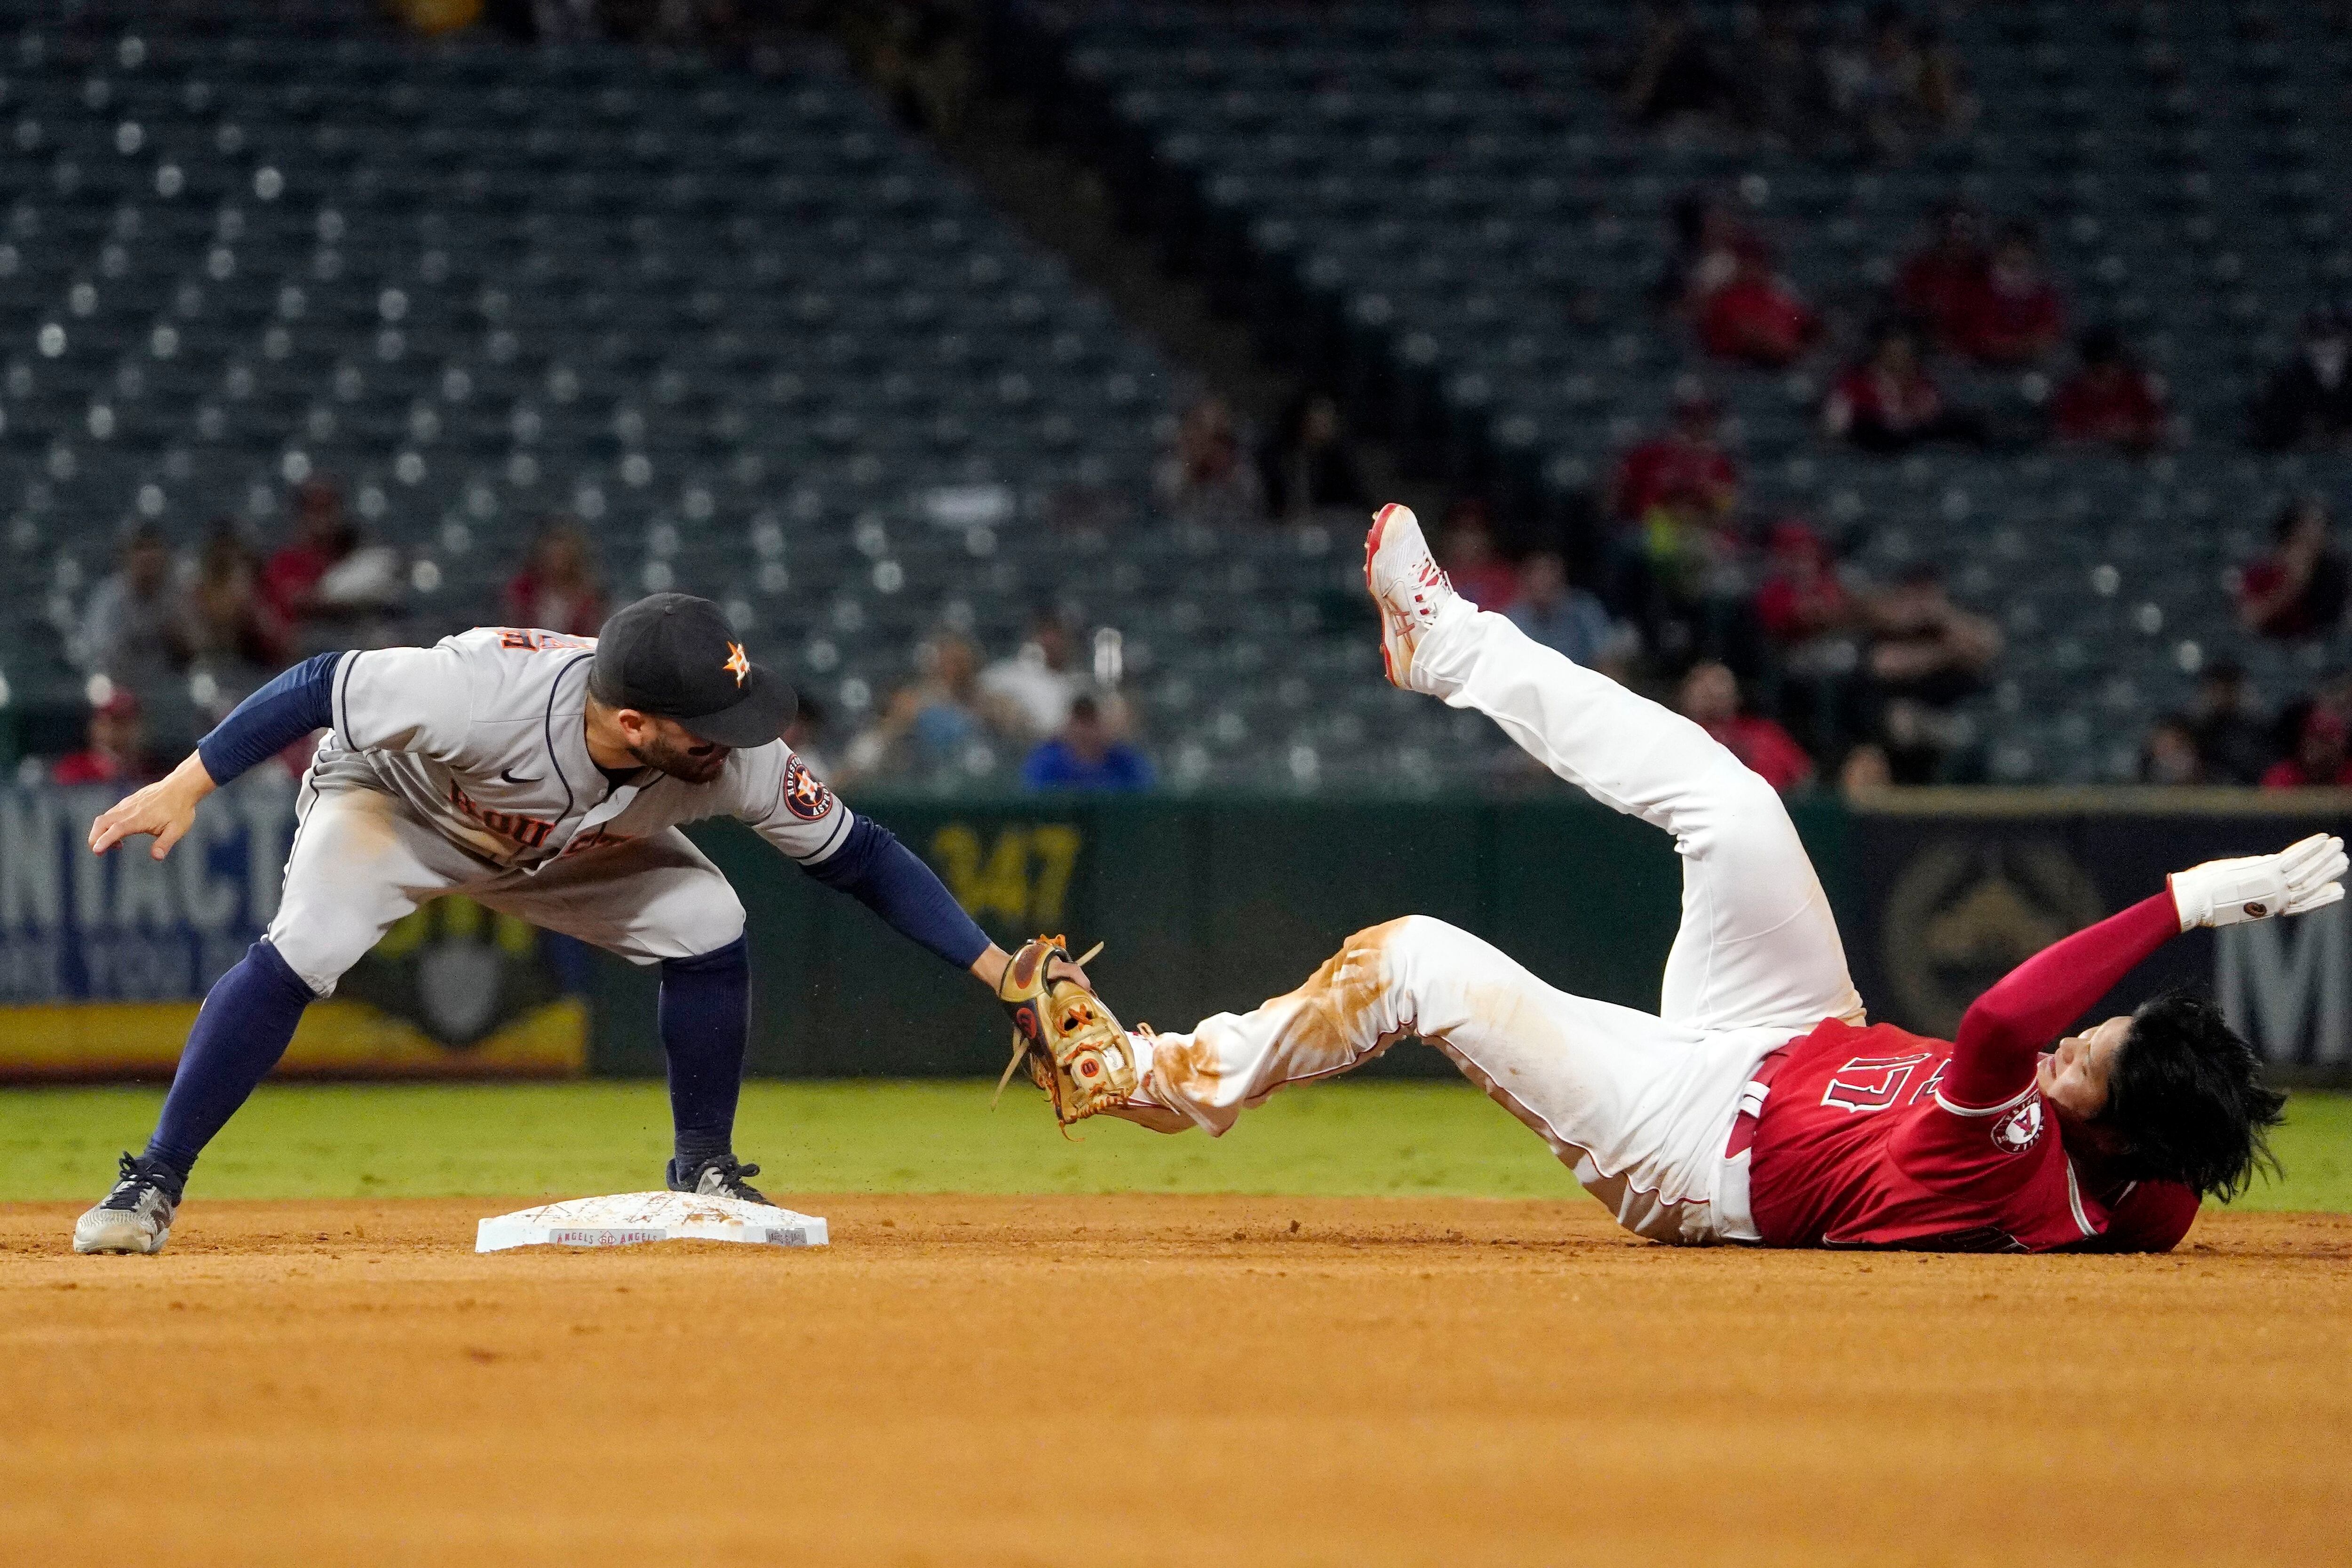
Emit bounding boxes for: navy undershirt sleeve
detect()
[194,651,342,786]
[800,815,991,970]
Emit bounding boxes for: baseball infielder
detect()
[73,592,1080,1254]
[1046,505,2338,1250]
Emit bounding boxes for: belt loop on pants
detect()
[1725,1043,1793,1158]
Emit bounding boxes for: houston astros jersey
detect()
[1748,1018,2201,1252]
[307,626,850,874]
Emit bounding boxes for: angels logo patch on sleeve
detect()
[1991,1098,2046,1155]
[782,755,836,821]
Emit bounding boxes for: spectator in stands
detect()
[1609,1,1739,134]
[840,0,976,139]
[1258,391,1369,522]
[1735,2,1836,151]
[2187,660,2274,785]
[50,686,159,789]
[1838,741,1894,797]
[1896,199,1987,349]
[1862,564,2001,782]
[840,630,1019,784]
[1823,321,1982,452]
[1611,380,1741,524]
[1507,551,1635,677]
[501,517,606,638]
[1699,239,1821,368]
[1677,660,1815,792]
[1824,3,1975,162]
[980,609,1083,741]
[1951,222,2066,366]
[2139,716,2207,786]
[1154,396,1264,529]
[261,478,404,650]
[1435,501,1520,611]
[2261,702,2352,789]
[1023,695,1153,792]
[2249,307,2352,452]
[76,523,192,700]
[186,520,289,677]
[1654,190,1750,314]
[2237,496,2350,641]
[2051,327,2171,451]
[1755,519,1859,670]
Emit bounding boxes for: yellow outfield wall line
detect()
[0,997,587,1080]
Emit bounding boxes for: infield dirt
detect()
[3,1196,2345,1567]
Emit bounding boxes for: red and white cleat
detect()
[1363,502,1462,692]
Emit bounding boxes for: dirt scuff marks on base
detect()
[1,1196,2348,1567]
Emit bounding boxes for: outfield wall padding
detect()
[593,791,2352,1079]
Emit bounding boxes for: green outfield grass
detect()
[1,1081,2348,1210]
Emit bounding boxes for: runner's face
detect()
[2038,1014,2130,1120]
[628,716,730,784]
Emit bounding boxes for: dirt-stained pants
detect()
[1125,607,1865,1244]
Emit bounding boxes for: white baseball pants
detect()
[1126,607,1865,1243]
[265,777,747,997]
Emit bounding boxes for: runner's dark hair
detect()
[2100,991,2287,1200]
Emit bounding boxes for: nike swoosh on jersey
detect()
[500,768,540,785]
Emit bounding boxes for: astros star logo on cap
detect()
[722,641,751,686]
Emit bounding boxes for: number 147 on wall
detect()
[927,824,1082,931]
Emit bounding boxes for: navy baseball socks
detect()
[75,939,316,1254]
[658,935,770,1203]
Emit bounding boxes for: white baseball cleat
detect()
[73,1153,180,1255]
[1363,502,1464,692]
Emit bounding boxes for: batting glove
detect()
[2169,833,2348,931]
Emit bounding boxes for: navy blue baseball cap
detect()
[590,593,796,749]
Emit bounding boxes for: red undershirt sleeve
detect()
[1940,891,2182,1109]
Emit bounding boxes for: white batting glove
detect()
[2169,834,2348,931]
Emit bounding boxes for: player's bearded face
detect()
[629,718,729,784]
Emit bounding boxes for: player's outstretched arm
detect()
[87,649,349,860]
[1943,892,2184,1107]
[2168,834,2347,930]
[1942,836,2346,1107]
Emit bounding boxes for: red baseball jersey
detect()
[1749,893,2202,1252]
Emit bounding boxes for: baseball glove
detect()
[992,934,1140,1130]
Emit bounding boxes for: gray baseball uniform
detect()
[271,626,850,995]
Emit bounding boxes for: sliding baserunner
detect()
[1057,505,2334,1250]
[73,592,1084,1255]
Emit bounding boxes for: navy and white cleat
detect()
[666,1154,771,1206]
[73,1152,182,1255]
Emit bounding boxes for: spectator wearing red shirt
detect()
[2237,496,2350,642]
[2052,327,2170,450]
[503,517,607,639]
[260,478,404,651]
[1952,222,2065,366]
[2261,703,2352,790]
[1895,199,1986,349]
[1754,519,1856,650]
[1677,660,1815,792]
[1824,322,1981,452]
[1610,381,1740,524]
[1434,500,1520,611]
[259,479,351,626]
[1698,240,1820,368]
[51,687,159,788]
